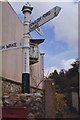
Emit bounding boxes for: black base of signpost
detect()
[22,73,30,93]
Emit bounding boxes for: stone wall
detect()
[2,78,43,96]
[2,78,22,96]
[2,78,45,118]
[2,93,45,118]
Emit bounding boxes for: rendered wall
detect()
[72,92,78,112]
[2,2,23,83]
[30,53,44,89]
[0,1,2,108]
[78,2,80,97]
[0,2,2,78]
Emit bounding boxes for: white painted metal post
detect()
[22,3,33,93]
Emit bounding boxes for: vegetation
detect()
[48,60,79,117]
[55,92,67,117]
[48,60,79,93]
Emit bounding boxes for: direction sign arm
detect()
[35,27,43,35]
[29,6,61,33]
[55,6,61,16]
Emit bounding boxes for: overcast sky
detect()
[8,0,78,76]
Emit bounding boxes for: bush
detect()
[55,92,67,118]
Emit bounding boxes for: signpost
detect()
[1,3,61,93]
[21,4,61,93]
[35,27,43,35]
[29,6,61,33]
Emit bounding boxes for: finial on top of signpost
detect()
[26,2,31,7]
[22,2,33,14]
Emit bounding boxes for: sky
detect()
[7,0,78,76]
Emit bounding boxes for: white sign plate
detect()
[29,6,61,32]
[0,41,23,51]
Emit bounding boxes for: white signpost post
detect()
[21,4,61,93]
[0,3,61,93]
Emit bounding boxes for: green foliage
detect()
[55,92,67,117]
[48,60,79,117]
[48,60,79,92]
